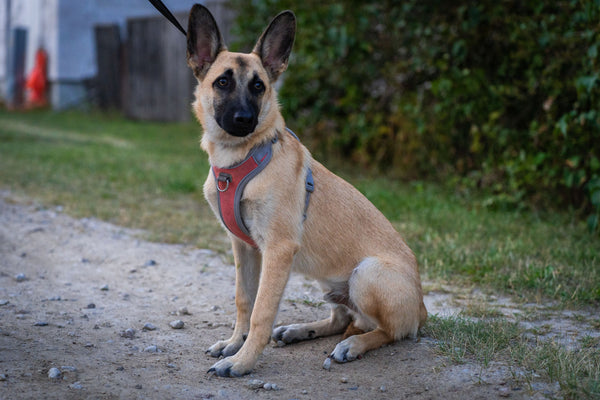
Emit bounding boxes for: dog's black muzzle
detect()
[219,106,258,137]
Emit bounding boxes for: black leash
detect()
[147,0,187,36]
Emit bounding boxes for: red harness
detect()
[211,129,314,248]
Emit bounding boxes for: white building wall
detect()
[1,0,200,109]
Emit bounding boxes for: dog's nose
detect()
[234,110,254,126]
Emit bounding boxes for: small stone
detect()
[84,342,94,347]
[166,363,177,369]
[47,367,61,379]
[69,381,83,390]
[0,374,7,381]
[499,387,511,397]
[0,299,9,306]
[100,284,109,291]
[340,377,348,383]
[322,357,331,370]
[142,323,157,331]
[15,273,27,282]
[34,321,48,326]
[302,389,308,394]
[169,320,184,329]
[135,384,143,389]
[144,260,157,267]
[86,303,96,309]
[81,258,90,263]
[379,385,387,392]
[177,306,191,315]
[271,383,279,390]
[247,379,264,389]
[143,345,159,353]
[120,328,136,339]
[263,383,272,390]
[61,366,77,372]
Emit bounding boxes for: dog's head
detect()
[187,5,295,143]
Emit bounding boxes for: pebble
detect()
[144,259,157,267]
[264,382,279,391]
[0,374,7,381]
[34,321,48,326]
[322,357,332,370]
[47,367,61,379]
[177,306,191,315]
[100,284,109,291]
[69,381,83,390]
[143,345,159,353]
[340,377,348,383]
[0,299,9,306]
[15,273,27,282]
[61,366,77,372]
[169,320,184,329]
[247,379,264,389]
[86,303,96,309]
[379,385,387,392]
[142,323,157,331]
[120,328,136,339]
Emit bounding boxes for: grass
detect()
[423,315,600,399]
[1,109,599,397]
[0,109,227,251]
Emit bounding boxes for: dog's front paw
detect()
[206,337,245,358]
[207,356,252,378]
[272,324,315,345]
[330,337,363,363]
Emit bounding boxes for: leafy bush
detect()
[230,0,599,229]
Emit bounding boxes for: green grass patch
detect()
[0,109,599,304]
[0,109,227,251]
[423,315,600,399]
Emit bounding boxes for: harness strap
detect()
[211,129,314,248]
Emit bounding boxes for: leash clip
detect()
[217,173,232,192]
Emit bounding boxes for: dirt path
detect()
[0,192,555,399]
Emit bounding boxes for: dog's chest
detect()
[203,172,271,242]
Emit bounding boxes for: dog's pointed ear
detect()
[187,4,226,79]
[252,11,296,82]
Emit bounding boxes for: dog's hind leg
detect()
[272,304,352,344]
[329,256,425,363]
[207,239,261,357]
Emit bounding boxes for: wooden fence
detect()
[94,1,234,122]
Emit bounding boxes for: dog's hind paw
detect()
[272,324,316,344]
[330,337,363,363]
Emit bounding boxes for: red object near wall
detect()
[25,48,48,107]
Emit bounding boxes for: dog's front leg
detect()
[207,239,261,358]
[208,240,298,377]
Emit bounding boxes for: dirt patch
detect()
[0,192,560,399]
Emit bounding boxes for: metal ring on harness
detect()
[217,173,232,192]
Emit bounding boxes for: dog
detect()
[186,4,427,377]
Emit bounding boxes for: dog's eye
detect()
[253,80,264,92]
[216,77,229,88]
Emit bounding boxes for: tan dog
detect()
[186,4,427,377]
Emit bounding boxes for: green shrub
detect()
[230,0,599,228]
